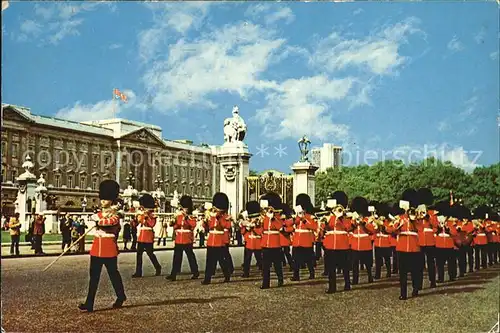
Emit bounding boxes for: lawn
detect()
[1,231,95,243]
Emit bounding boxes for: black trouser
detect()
[222,244,234,274]
[134,242,161,276]
[236,231,243,246]
[391,247,399,273]
[170,244,199,277]
[292,247,315,279]
[33,235,43,254]
[281,246,293,267]
[436,248,457,282]
[85,256,126,307]
[457,246,472,276]
[465,245,474,272]
[352,250,373,284]
[488,243,498,265]
[157,236,167,247]
[243,248,262,276]
[131,230,137,250]
[315,242,322,260]
[374,247,392,279]
[398,252,422,298]
[474,245,488,269]
[62,237,71,251]
[203,247,230,282]
[199,233,205,247]
[325,249,350,292]
[10,235,20,255]
[420,246,436,286]
[262,248,284,288]
[124,238,131,250]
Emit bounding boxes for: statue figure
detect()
[298,135,311,162]
[223,105,247,143]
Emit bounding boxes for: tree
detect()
[249,170,259,176]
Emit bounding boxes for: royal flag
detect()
[113,88,128,103]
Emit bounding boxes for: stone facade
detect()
[1,104,220,215]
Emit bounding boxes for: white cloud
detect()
[55,90,136,122]
[438,121,450,132]
[459,95,478,120]
[109,43,122,50]
[244,4,295,25]
[353,8,363,16]
[447,35,464,53]
[474,27,485,44]
[15,2,113,45]
[490,51,498,61]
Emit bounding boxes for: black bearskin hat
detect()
[376,202,391,218]
[180,195,193,214]
[435,200,451,217]
[295,193,313,214]
[212,192,229,211]
[417,188,434,206]
[473,205,490,220]
[402,189,418,208]
[351,197,369,216]
[139,194,156,209]
[261,192,282,210]
[331,191,348,208]
[246,201,261,218]
[392,202,405,216]
[99,180,120,201]
[280,203,293,219]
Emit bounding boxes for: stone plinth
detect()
[291,161,319,206]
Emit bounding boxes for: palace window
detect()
[40,151,49,163]
[68,175,73,188]
[1,141,6,157]
[11,169,17,182]
[205,186,210,197]
[197,186,201,196]
[55,150,60,163]
[1,166,6,182]
[55,175,61,187]
[190,168,194,178]
[190,186,194,195]
[80,176,86,189]
[12,143,18,158]
[197,168,201,179]
[81,154,87,167]
[92,178,97,190]
[69,153,74,165]
[92,154,98,167]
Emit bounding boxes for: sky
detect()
[2,1,499,173]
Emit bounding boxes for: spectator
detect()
[2,215,8,230]
[195,216,205,248]
[123,220,131,250]
[9,214,21,256]
[33,214,46,255]
[60,213,72,251]
[77,218,88,253]
[130,217,138,251]
[27,215,35,249]
[157,218,168,247]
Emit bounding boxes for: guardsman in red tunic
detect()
[415,188,437,288]
[132,194,162,278]
[240,201,263,278]
[435,202,458,283]
[373,203,395,280]
[349,197,375,285]
[221,212,235,276]
[485,215,498,266]
[472,205,489,270]
[322,191,352,293]
[260,192,285,289]
[201,192,231,285]
[453,205,475,276]
[279,204,294,270]
[166,195,200,281]
[291,193,317,281]
[78,180,126,312]
[394,189,422,300]
[33,214,46,255]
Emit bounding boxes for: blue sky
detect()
[2,1,499,173]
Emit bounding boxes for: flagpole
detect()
[112,89,116,118]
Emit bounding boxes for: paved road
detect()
[2,249,499,333]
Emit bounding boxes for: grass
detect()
[1,231,94,243]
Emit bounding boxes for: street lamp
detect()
[152,175,166,213]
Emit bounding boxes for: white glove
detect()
[334,212,342,218]
[210,212,217,217]
[266,212,273,218]
[91,214,100,222]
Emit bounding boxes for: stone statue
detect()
[298,135,311,162]
[223,105,247,143]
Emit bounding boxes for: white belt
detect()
[263,231,280,235]
[476,233,486,237]
[295,229,312,233]
[176,229,192,233]
[377,234,389,238]
[224,229,229,232]
[94,230,115,238]
[424,228,434,232]
[248,235,262,239]
[352,234,369,238]
[139,227,153,231]
[209,230,224,235]
[400,231,418,236]
[325,230,347,235]
[437,234,451,238]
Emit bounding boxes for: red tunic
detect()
[206,214,231,247]
[137,212,156,243]
[173,214,196,245]
[242,225,263,250]
[374,220,394,248]
[435,222,457,249]
[90,211,120,258]
[322,215,351,250]
[279,218,294,247]
[292,214,317,248]
[395,216,420,253]
[350,218,375,251]
[261,215,282,249]
[473,222,488,246]
[33,216,45,235]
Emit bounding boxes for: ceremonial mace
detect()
[42,225,96,272]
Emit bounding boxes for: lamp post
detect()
[152,175,166,213]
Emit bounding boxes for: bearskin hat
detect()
[402,188,418,208]
[99,180,120,201]
[212,192,229,211]
[139,194,156,209]
[434,200,451,217]
[331,191,348,208]
[180,195,193,214]
[376,202,391,218]
[351,197,369,216]
[261,192,282,210]
[391,202,405,216]
[473,205,490,220]
[417,188,434,206]
[280,203,293,219]
[245,201,261,218]
[458,205,471,220]
[295,193,314,214]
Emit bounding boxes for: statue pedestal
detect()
[217,142,251,218]
[291,161,319,206]
[16,181,37,232]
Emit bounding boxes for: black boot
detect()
[112,297,126,308]
[191,273,200,280]
[278,277,284,287]
[155,267,162,276]
[166,275,176,281]
[78,303,93,312]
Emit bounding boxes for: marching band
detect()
[77,180,500,311]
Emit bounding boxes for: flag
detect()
[113,88,128,103]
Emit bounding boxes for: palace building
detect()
[1,103,221,215]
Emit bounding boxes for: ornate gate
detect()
[245,170,293,208]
